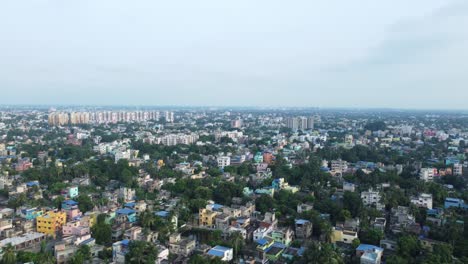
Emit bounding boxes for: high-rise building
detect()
[286,117,299,131]
[285,116,314,131]
[165,111,174,123]
[48,112,70,126]
[231,119,243,128]
[307,117,314,130]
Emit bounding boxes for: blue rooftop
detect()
[445,197,464,203]
[356,244,383,252]
[155,211,169,217]
[124,202,136,208]
[295,219,309,225]
[26,181,40,187]
[121,239,130,246]
[63,200,78,206]
[272,242,286,249]
[256,239,269,246]
[207,246,232,257]
[212,204,224,210]
[207,249,224,257]
[116,208,136,215]
[79,238,95,245]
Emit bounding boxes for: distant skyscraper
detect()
[165,111,174,123]
[285,116,314,131]
[307,117,314,130]
[286,117,299,131]
[231,119,243,128]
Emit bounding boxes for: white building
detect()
[410,193,433,209]
[253,227,271,241]
[217,156,231,168]
[453,163,463,176]
[361,190,384,210]
[115,149,131,163]
[420,168,436,182]
[343,182,356,192]
[207,246,233,261]
[331,159,348,173]
[158,134,199,146]
[118,187,135,203]
[164,111,174,123]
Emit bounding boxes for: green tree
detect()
[359,228,383,246]
[1,244,17,264]
[229,231,245,257]
[139,210,155,228]
[397,235,421,259]
[343,191,363,217]
[351,238,361,249]
[91,214,112,245]
[77,194,94,213]
[76,245,91,261]
[386,255,409,264]
[302,242,344,264]
[125,241,158,264]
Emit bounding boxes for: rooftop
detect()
[0,232,45,247]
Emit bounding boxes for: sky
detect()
[0,0,467,109]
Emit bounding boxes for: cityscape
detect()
[0,107,467,263]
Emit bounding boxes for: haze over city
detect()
[1,0,468,109]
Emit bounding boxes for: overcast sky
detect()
[1,0,467,109]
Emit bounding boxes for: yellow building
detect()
[157,159,165,167]
[36,211,67,237]
[82,211,99,227]
[331,227,358,244]
[199,209,217,228]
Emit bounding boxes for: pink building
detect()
[62,221,90,237]
[65,208,82,221]
[16,158,33,172]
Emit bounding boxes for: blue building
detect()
[67,186,79,199]
[21,207,43,220]
[444,198,468,209]
[116,208,137,223]
[62,200,79,210]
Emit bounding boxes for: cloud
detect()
[330,1,468,72]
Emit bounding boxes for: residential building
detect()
[36,211,67,237]
[297,203,314,214]
[295,219,312,239]
[331,226,358,244]
[410,193,433,209]
[453,163,463,176]
[112,239,130,264]
[331,159,348,173]
[343,182,356,192]
[207,246,233,261]
[254,227,271,241]
[372,218,386,232]
[217,156,231,168]
[356,244,384,264]
[420,168,436,182]
[199,208,218,228]
[115,208,137,223]
[361,189,384,210]
[169,233,196,257]
[0,232,45,250]
[444,197,467,209]
[269,227,294,246]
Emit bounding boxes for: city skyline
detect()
[1,0,468,109]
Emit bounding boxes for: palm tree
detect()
[139,210,155,228]
[320,222,333,243]
[230,231,244,257]
[1,244,17,264]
